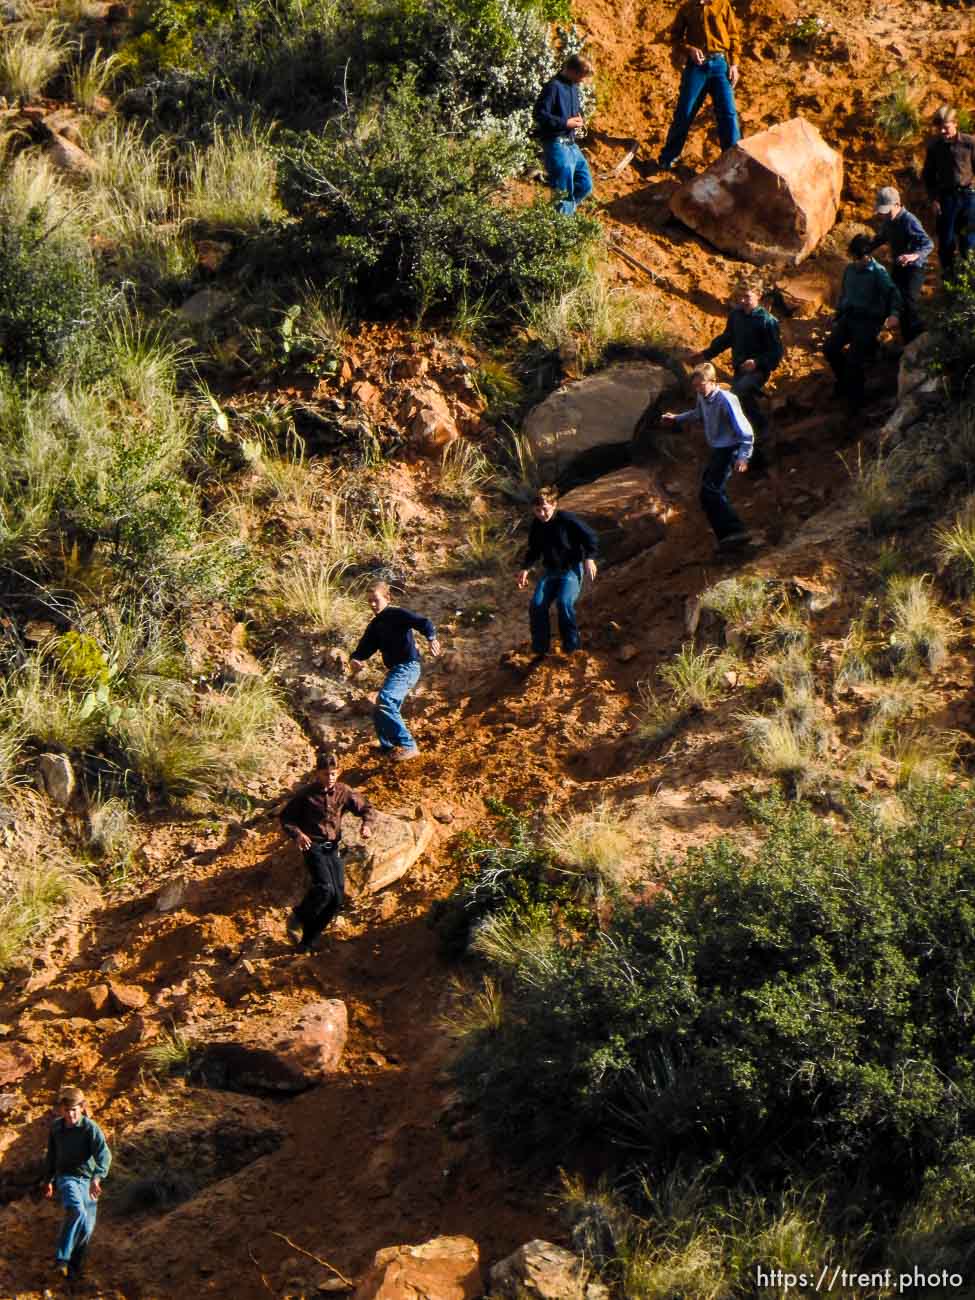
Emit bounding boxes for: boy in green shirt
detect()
[42,1086,111,1281]
[824,234,902,410]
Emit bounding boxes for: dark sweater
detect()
[868,209,934,266]
[836,259,902,322]
[45,1117,111,1183]
[522,510,598,572]
[702,306,783,375]
[351,606,436,670]
[922,132,975,198]
[534,75,583,140]
[281,779,376,845]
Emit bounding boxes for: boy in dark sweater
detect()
[516,485,598,660]
[823,233,902,410]
[280,748,375,952]
[692,278,782,450]
[349,581,441,761]
[43,1087,111,1281]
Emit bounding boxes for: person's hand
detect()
[741,358,756,372]
[883,315,899,331]
[348,658,364,676]
[735,459,749,474]
[661,412,678,423]
[933,200,941,217]
[294,831,312,852]
[688,45,705,63]
[566,115,584,129]
[584,559,597,582]
[428,637,442,658]
[516,570,530,590]
[43,1182,54,1200]
[90,1179,102,1201]
[897,252,919,265]
[728,64,740,87]
[360,825,372,840]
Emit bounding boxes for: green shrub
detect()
[455,784,975,1212]
[277,82,600,321]
[932,261,975,393]
[0,208,105,375]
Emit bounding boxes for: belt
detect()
[309,838,340,852]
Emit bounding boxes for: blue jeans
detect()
[530,567,583,654]
[542,137,593,215]
[700,446,745,540]
[375,660,422,751]
[659,55,740,166]
[936,189,975,277]
[55,1175,97,1267]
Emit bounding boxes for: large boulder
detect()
[523,365,677,478]
[354,1235,482,1300]
[490,1240,607,1300]
[343,809,434,895]
[670,118,843,267]
[558,467,668,566]
[196,999,348,1093]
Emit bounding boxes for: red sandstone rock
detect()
[199,1000,348,1093]
[670,117,843,266]
[0,1042,36,1086]
[354,1235,482,1300]
[559,467,668,567]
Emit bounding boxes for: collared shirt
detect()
[534,76,583,141]
[868,209,934,267]
[672,388,753,461]
[703,306,783,375]
[836,258,902,322]
[522,509,599,572]
[351,606,436,670]
[922,132,975,197]
[281,780,376,845]
[45,1117,112,1183]
[672,0,741,64]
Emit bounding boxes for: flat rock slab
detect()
[344,810,434,895]
[559,466,668,567]
[523,365,677,476]
[197,999,348,1093]
[670,117,843,266]
[354,1235,482,1300]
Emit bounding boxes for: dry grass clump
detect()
[542,801,642,894]
[659,644,731,712]
[834,620,875,689]
[272,557,362,641]
[69,45,121,110]
[935,495,975,596]
[142,1028,195,1078]
[877,76,922,144]
[524,267,670,371]
[438,439,491,505]
[449,518,515,575]
[699,576,777,646]
[183,124,285,230]
[884,575,954,675]
[739,668,831,795]
[0,20,70,100]
[494,429,546,504]
[849,446,910,535]
[439,974,505,1044]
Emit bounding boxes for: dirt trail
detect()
[1,0,968,1295]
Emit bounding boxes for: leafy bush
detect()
[455,784,975,1213]
[277,83,600,321]
[932,261,975,392]
[0,208,105,375]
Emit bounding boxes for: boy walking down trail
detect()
[349,581,441,761]
[281,749,375,953]
[534,55,595,216]
[662,362,753,548]
[690,279,782,459]
[868,187,933,343]
[517,486,598,661]
[657,0,742,171]
[43,1087,111,1283]
[823,234,902,410]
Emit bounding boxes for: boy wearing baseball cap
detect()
[868,186,934,343]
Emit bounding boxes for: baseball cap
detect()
[875,186,900,214]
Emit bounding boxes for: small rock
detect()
[100,954,121,974]
[38,753,75,807]
[108,982,149,1014]
[177,288,233,326]
[617,643,639,663]
[0,1092,18,1115]
[195,239,233,273]
[352,381,381,406]
[431,803,455,825]
[320,1279,354,1293]
[490,1240,589,1300]
[84,984,112,1018]
[24,619,57,643]
[47,133,95,177]
[353,1235,481,1300]
[155,879,187,913]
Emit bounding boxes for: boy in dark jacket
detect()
[692,278,782,452]
[280,748,376,952]
[921,105,975,279]
[43,1087,111,1281]
[868,186,933,342]
[349,581,441,761]
[823,234,902,409]
[534,55,594,215]
[517,485,598,659]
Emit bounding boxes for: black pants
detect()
[294,842,344,947]
[823,317,880,407]
[700,445,745,541]
[891,263,926,343]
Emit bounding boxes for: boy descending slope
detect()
[42,1087,111,1284]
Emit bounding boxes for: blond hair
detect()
[932,105,957,126]
[691,362,717,384]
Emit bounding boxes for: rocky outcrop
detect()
[670,118,843,267]
[883,334,945,441]
[558,466,668,566]
[353,1235,482,1300]
[489,1240,607,1300]
[196,999,348,1093]
[523,365,677,478]
[343,809,435,895]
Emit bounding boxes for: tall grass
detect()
[0,20,70,100]
[273,557,361,640]
[69,46,121,111]
[885,576,954,675]
[877,77,921,143]
[935,495,975,595]
[542,802,639,895]
[0,846,94,973]
[525,268,669,370]
[438,439,491,504]
[659,644,729,712]
[183,124,285,230]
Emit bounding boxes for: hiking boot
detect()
[719,530,752,549]
[392,746,420,763]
